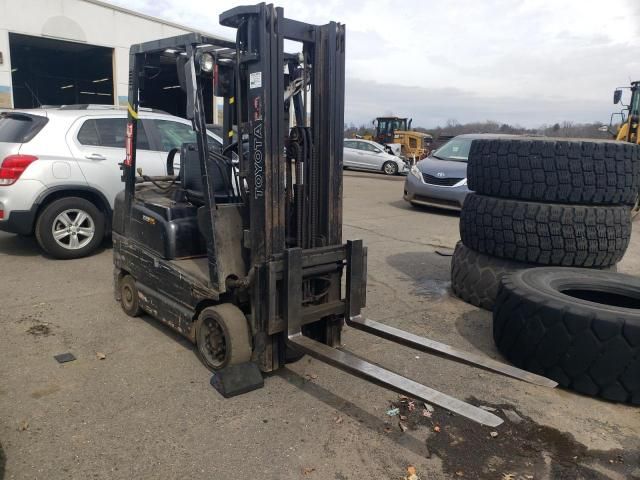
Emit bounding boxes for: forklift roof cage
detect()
[116,3,556,428]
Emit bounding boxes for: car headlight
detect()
[410,165,422,180]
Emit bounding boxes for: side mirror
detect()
[373,148,381,153]
[614,89,623,104]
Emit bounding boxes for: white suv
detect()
[0,106,223,259]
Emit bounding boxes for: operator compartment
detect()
[113,140,237,261]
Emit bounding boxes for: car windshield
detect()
[432,138,472,162]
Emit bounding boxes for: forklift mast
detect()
[117,3,555,427]
[219,4,347,370]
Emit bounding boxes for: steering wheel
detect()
[166,148,180,176]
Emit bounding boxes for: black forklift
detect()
[112,3,555,427]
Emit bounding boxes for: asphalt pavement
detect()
[1,170,639,480]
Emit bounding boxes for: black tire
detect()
[493,268,640,404]
[285,347,305,364]
[35,197,105,259]
[382,161,398,176]
[195,304,252,371]
[467,137,640,205]
[450,242,617,310]
[460,194,630,267]
[119,275,142,317]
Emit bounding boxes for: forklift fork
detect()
[284,241,556,427]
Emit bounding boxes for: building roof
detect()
[81,0,229,42]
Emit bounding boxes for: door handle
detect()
[85,153,106,161]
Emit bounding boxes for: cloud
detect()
[104,0,639,127]
[346,78,608,128]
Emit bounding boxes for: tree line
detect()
[344,120,612,140]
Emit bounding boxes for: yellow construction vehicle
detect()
[362,116,433,160]
[390,129,433,161]
[612,81,640,143]
[609,81,640,217]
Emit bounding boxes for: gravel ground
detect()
[0,170,639,480]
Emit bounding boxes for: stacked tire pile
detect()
[452,137,638,310]
[451,136,640,404]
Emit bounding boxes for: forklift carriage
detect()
[112,3,555,427]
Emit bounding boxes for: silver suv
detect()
[0,106,223,259]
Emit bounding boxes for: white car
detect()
[0,105,224,259]
[343,138,408,175]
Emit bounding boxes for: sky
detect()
[105,0,640,128]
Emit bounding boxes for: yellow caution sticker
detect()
[127,103,139,120]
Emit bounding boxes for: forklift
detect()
[112,3,555,427]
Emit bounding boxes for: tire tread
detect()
[460,194,630,267]
[494,269,640,404]
[467,138,640,205]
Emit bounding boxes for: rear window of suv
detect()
[0,113,49,143]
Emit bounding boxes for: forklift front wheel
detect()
[195,304,252,371]
[119,275,142,317]
[285,347,305,364]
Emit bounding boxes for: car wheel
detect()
[35,197,105,259]
[382,161,398,176]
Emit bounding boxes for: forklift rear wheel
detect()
[382,161,398,176]
[119,275,142,317]
[195,304,252,371]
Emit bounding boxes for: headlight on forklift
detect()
[200,53,215,73]
[410,165,422,180]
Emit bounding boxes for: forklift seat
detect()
[180,143,234,205]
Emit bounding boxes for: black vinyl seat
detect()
[180,143,234,205]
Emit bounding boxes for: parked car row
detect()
[0,106,225,259]
[0,115,552,262]
[342,133,491,211]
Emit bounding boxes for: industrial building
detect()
[0,0,224,119]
